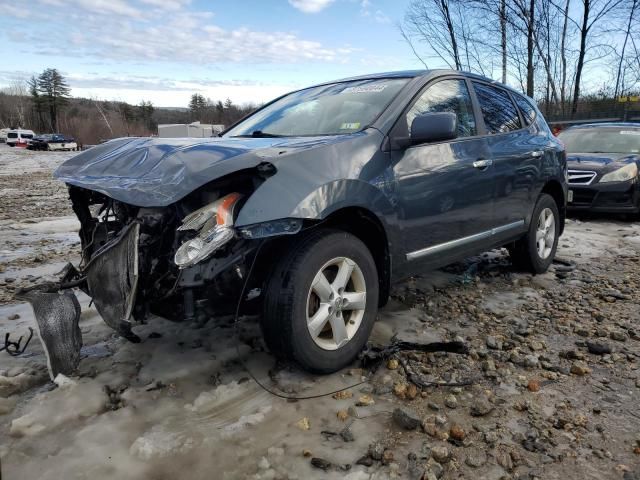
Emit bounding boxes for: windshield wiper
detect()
[233,130,285,138]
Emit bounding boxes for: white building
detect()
[157,121,225,138]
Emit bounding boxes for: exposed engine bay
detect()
[21,166,304,380]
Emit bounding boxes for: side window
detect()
[513,94,536,125]
[473,82,522,134]
[406,79,477,138]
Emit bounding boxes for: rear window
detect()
[558,127,640,154]
[473,82,522,134]
[513,94,537,125]
[8,132,17,138]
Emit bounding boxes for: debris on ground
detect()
[0,148,639,479]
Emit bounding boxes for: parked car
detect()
[558,123,640,215]
[28,133,78,151]
[5,128,35,147]
[25,70,566,379]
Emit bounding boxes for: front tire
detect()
[262,229,379,373]
[509,193,560,274]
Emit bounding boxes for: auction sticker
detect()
[343,84,387,94]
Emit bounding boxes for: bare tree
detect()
[572,0,624,113]
[613,0,639,98]
[403,0,465,70]
[500,0,508,83]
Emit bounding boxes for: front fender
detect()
[236,177,395,226]
[236,177,403,265]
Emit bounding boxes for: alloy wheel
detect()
[306,257,367,351]
[536,207,555,259]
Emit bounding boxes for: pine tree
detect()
[28,75,46,132]
[137,101,155,131]
[189,93,207,121]
[36,68,70,131]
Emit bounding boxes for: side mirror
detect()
[410,112,458,145]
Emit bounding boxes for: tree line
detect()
[401,0,639,116]
[188,93,258,126]
[0,69,258,144]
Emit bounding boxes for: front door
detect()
[391,78,497,261]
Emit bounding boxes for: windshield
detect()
[558,127,640,154]
[224,78,409,137]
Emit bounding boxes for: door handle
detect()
[473,159,493,169]
[530,150,544,157]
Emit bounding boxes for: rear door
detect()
[391,77,497,263]
[471,82,539,238]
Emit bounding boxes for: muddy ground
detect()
[0,145,639,480]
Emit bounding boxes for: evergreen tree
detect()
[27,75,46,132]
[36,68,70,131]
[137,100,155,130]
[188,93,207,121]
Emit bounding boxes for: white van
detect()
[6,129,35,147]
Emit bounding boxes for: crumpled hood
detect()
[567,152,639,172]
[54,135,343,207]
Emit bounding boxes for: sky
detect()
[0,0,420,107]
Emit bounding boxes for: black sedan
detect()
[28,133,78,151]
[559,123,640,214]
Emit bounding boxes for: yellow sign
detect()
[618,96,640,103]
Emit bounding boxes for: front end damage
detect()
[21,170,300,380]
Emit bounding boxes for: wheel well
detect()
[322,207,391,307]
[541,180,565,235]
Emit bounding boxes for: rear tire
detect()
[509,193,560,274]
[262,229,379,373]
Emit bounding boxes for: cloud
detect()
[288,0,335,13]
[65,73,271,92]
[139,0,192,10]
[0,69,298,106]
[6,4,352,65]
[40,0,143,17]
[359,0,390,24]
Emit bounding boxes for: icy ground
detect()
[1,145,640,480]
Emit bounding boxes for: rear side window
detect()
[406,79,477,138]
[473,82,522,134]
[22,134,33,139]
[513,94,536,125]
[8,133,17,138]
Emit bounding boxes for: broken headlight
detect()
[174,193,242,269]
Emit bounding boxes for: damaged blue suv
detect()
[22,70,566,378]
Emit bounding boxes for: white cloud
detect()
[139,0,192,10]
[70,83,296,107]
[71,0,142,18]
[13,4,352,64]
[288,0,335,13]
[359,0,390,23]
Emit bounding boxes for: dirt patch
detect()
[0,148,639,480]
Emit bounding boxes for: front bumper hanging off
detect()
[17,223,141,380]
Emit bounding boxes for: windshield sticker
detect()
[620,130,640,135]
[340,122,361,130]
[343,84,387,94]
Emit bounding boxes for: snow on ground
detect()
[0,144,74,176]
[1,148,640,480]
